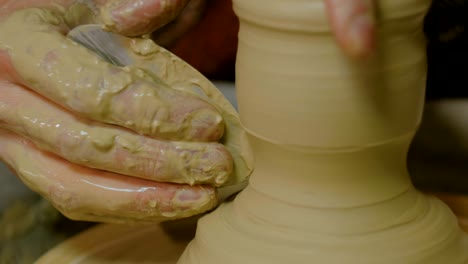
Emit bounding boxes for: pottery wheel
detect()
[34,217,198,264]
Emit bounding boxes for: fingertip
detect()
[346,13,376,59]
[209,144,234,186]
[325,0,377,60]
[174,185,217,210]
[188,108,225,142]
[188,143,233,187]
[99,0,190,36]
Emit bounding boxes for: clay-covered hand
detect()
[325,0,376,59]
[0,0,232,223]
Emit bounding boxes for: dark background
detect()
[425,0,468,99]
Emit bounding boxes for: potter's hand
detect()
[0,1,232,223]
[325,0,376,59]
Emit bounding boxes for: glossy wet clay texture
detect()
[0,4,253,223]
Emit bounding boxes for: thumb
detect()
[96,0,190,36]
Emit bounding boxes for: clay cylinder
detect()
[231,0,431,208]
[235,0,428,148]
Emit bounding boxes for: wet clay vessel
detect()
[177,0,468,263]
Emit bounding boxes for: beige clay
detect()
[0,7,224,142]
[0,7,253,186]
[178,0,468,263]
[0,6,253,223]
[8,0,468,262]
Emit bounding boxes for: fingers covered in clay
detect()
[0,8,224,141]
[324,0,376,59]
[97,0,191,36]
[0,130,217,223]
[1,0,191,37]
[0,0,71,16]
[0,81,232,186]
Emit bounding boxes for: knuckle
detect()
[56,130,91,162]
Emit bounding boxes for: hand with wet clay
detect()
[325,0,376,59]
[0,0,233,223]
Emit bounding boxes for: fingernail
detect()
[189,109,224,141]
[348,14,375,59]
[177,188,203,201]
[202,144,232,186]
[175,188,216,209]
